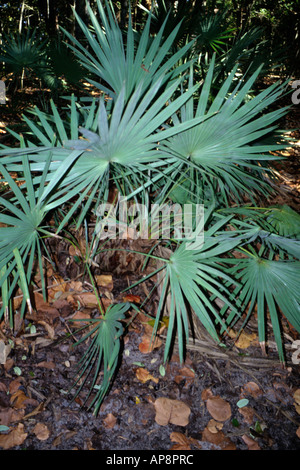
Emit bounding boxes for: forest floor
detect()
[0,79,299,454]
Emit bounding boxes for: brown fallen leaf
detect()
[241,381,263,398]
[139,334,162,354]
[293,389,300,415]
[201,388,214,401]
[8,377,23,394]
[228,329,257,349]
[206,396,232,422]
[238,406,255,425]
[36,361,55,370]
[170,431,201,450]
[103,413,117,429]
[242,434,261,450]
[135,367,159,384]
[0,408,25,426]
[154,397,191,426]
[10,390,39,410]
[38,320,56,340]
[95,274,114,291]
[202,427,236,450]
[0,340,11,365]
[70,310,92,327]
[33,422,50,441]
[174,366,195,388]
[122,294,141,303]
[207,418,224,433]
[170,432,191,450]
[0,423,27,449]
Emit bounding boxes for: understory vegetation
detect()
[0,0,299,415]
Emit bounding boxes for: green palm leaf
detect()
[227,252,300,363]
[161,56,290,202]
[151,216,242,363]
[61,0,194,101]
[69,302,130,415]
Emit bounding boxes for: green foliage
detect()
[0,0,299,413]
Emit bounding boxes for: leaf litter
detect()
[0,262,299,451]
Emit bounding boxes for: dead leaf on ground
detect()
[206,396,232,422]
[242,434,261,450]
[0,340,11,365]
[201,388,214,401]
[103,413,117,429]
[33,292,60,320]
[0,423,27,449]
[139,334,162,354]
[170,432,192,450]
[70,310,92,327]
[38,320,56,340]
[293,389,300,415]
[174,366,195,388]
[170,431,202,450]
[135,367,159,384]
[8,377,23,394]
[95,274,113,290]
[0,408,25,426]
[202,427,236,450]
[228,329,257,349]
[122,294,141,303]
[36,361,55,370]
[10,390,39,410]
[238,406,255,425]
[207,418,224,433]
[241,381,263,398]
[154,397,191,426]
[33,422,50,441]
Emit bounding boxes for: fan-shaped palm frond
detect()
[0,28,48,88]
[69,302,130,415]
[0,148,74,320]
[160,56,290,203]
[146,215,244,363]
[226,251,300,363]
[61,0,194,101]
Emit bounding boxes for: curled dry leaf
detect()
[228,329,257,349]
[0,423,27,449]
[122,294,141,303]
[33,422,50,441]
[103,413,117,429]
[241,381,262,398]
[206,396,232,422]
[202,427,236,450]
[207,418,224,434]
[0,340,11,365]
[170,432,192,450]
[135,367,158,384]
[291,340,300,365]
[0,408,25,427]
[174,366,195,388]
[238,406,255,425]
[10,390,39,410]
[242,434,261,450]
[154,397,191,426]
[95,274,114,290]
[139,334,162,354]
[293,389,300,415]
[201,388,214,401]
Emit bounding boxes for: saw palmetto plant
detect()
[0,0,299,414]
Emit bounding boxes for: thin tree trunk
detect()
[19,0,25,34]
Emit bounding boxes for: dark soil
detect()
[0,299,299,452]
